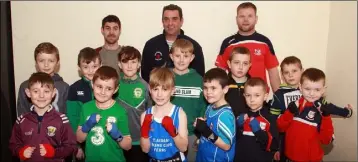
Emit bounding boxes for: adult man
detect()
[141,4,205,82]
[215,2,281,92]
[96,15,122,75]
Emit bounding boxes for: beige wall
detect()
[10,1,356,161]
[324,1,357,161]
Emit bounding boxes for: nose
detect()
[238,63,243,70]
[101,88,106,94]
[39,91,45,98]
[44,60,49,67]
[288,72,293,77]
[308,90,314,96]
[157,89,163,97]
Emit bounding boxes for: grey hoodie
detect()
[16,73,69,117]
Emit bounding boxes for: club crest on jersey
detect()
[306,110,316,120]
[47,126,57,137]
[259,122,266,130]
[154,51,163,61]
[134,88,143,98]
[254,49,262,56]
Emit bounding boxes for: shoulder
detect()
[19,80,29,89]
[252,32,273,44]
[222,34,237,45]
[83,100,96,108]
[145,34,164,45]
[181,35,202,47]
[95,46,103,53]
[52,110,70,124]
[16,113,30,124]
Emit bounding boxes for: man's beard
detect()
[238,24,255,33]
[105,36,119,44]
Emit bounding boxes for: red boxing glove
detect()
[19,145,31,161]
[42,143,55,158]
[162,116,177,137]
[141,114,153,138]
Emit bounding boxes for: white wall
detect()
[324,1,357,161]
[10,1,356,161]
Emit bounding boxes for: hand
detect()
[162,116,177,137]
[81,113,101,133]
[19,146,35,160]
[193,117,205,127]
[287,102,298,114]
[195,118,218,143]
[141,114,153,138]
[76,147,84,160]
[106,122,123,142]
[237,114,248,127]
[274,151,280,161]
[39,144,55,158]
[249,117,261,133]
[345,104,353,118]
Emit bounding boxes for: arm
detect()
[268,68,281,93]
[264,39,280,93]
[215,40,230,70]
[116,110,132,150]
[269,91,285,118]
[252,115,279,152]
[319,115,334,144]
[66,86,83,132]
[61,85,70,114]
[53,117,78,158]
[9,120,24,157]
[172,108,189,152]
[198,91,207,118]
[76,108,88,143]
[140,112,151,153]
[16,83,31,117]
[141,42,151,82]
[192,44,205,77]
[276,101,297,132]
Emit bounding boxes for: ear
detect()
[180,17,184,26]
[264,92,268,101]
[255,15,258,25]
[25,88,31,98]
[190,54,195,62]
[113,86,119,94]
[170,87,175,96]
[52,88,57,99]
[101,27,105,36]
[223,85,229,94]
[118,62,122,69]
[299,83,302,93]
[169,53,174,61]
[227,60,232,69]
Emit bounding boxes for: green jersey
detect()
[171,69,207,135]
[79,100,130,162]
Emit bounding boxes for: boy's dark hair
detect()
[162,4,183,20]
[170,38,194,54]
[237,2,257,14]
[118,46,142,63]
[203,68,229,88]
[300,68,326,85]
[102,15,121,29]
[149,67,175,90]
[34,42,59,61]
[229,46,251,61]
[244,77,267,92]
[93,66,119,88]
[280,56,302,70]
[78,47,102,66]
[28,72,55,89]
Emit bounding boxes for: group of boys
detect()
[8,5,354,162]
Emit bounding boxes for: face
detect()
[162,10,183,36]
[203,80,228,104]
[101,22,120,45]
[36,53,59,76]
[236,7,257,33]
[92,78,118,104]
[150,85,174,107]
[118,58,140,79]
[299,79,325,102]
[25,83,56,109]
[170,48,194,73]
[79,58,101,81]
[281,63,303,87]
[227,53,251,78]
[244,85,268,111]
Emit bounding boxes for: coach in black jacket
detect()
[141,4,205,82]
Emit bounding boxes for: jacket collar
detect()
[162,29,185,37]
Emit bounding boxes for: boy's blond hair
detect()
[170,38,194,54]
[149,67,175,89]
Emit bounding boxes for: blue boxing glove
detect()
[249,118,261,133]
[107,122,123,142]
[236,114,247,127]
[81,113,98,133]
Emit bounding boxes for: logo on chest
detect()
[25,128,33,136]
[134,88,143,98]
[154,51,163,61]
[306,110,316,120]
[77,91,84,96]
[259,122,267,130]
[106,116,117,124]
[254,49,262,56]
[47,126,57,137]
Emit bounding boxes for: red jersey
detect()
[277,97,334,161]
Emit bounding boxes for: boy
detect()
[194,68,236,162]
[277,68,353,162]
[235,78,279,161]
[169,39,207,161]
[116,46,152,162]
[140,67,188,162]
[66,47,101,160]
[17,42,69,116]
[76,66,132,162]
[9,72,77,162]
[225,46,252,117]
[270,56,353,119]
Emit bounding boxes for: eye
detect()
[255,94,260,97]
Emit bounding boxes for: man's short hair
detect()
[237,2,257,14]
[28,72,55,89]
[102,15,121,29]
[203,68,229,88]
[78,47,101,66]
[162,4,183,20]
[34,42,59,61]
